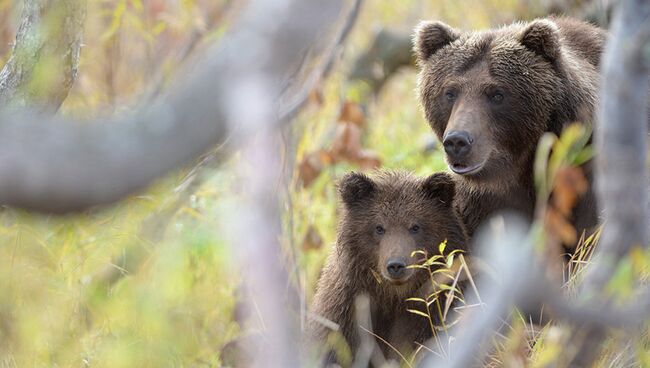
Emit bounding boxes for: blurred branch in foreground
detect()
[348,28,414,97]
[420,0,649,366]
[0,0,86,112]
[0,3,352,366]
[91,0,363,296]
[0,0,345,213]
[566,0,650,364]
[174,0,363,202]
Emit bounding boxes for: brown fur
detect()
[414,17,606,238]
[308,171,467,365]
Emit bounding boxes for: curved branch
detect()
[0,0,86,112]
[90,0,363,291]
[563,1,650,365]
[0,0,344,213]
[278,0,362,121]
[172,0,363,201]
[585,0,650,293]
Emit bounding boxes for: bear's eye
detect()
[489,91,504,104]
[409,225,421,234]
[375,225,385,235]
[444,89,457,102]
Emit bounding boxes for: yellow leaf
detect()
[411,250,427,257]
[405,297,426,303]
[406,309,431,319]
[438,239,447,254]
[446,254,455,268]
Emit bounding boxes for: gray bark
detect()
[565,0,650,365]
[348,28,414,95]
[418,216,534,368]
[0,0,86,112]
[586,0,649,293]
[0,0,344,213]
[90,0,363,299]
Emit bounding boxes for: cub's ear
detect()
[413,21,460,63]
[422,172,455,206]
[520,19,561,62]
[339,172,376,206]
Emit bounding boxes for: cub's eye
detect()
[444,89,457,102]
[409,225,421,234]
[489,91,504,104]
[375,225,385,235]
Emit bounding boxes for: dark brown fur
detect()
[414,17,606,238]
[308,171,467,365]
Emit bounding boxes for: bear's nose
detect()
[386,259,407,278]
[443,130,472,159]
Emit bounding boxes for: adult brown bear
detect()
[414,17,606,239]
[308,171,467,365]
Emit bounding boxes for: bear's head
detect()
[414,20,580,190]
[337,171,467,296]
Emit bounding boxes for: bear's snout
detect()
[384,258,413,284]
[443,130,472,159]
[386,259,406,277]
[442,100,491,176]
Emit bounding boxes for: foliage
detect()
[405,242,477,364]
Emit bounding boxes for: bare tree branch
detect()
[215,2,360,365]
[585,0,649,294]
[419,216,649,366]
[141,0,238,104]
[278,0,363,122]
[348,28,413,96]
[176,0,363,200]
[0,0,86,112]
[416,216,534,368]
[89,0,363,294]
[226,97,296,368]
[0,0,344,213]
[564,0,650,365]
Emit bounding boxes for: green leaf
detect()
[438,284,459,292]
[438,239,447,254]
[423,255,443,266]
[446,254,455,268]
[447,249,464,257]
[424,260,447,268]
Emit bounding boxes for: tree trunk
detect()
[566,0,650,365]
[0,0,86,112]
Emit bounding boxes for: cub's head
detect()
[337,171,466,293]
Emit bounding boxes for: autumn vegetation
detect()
[0,0,648,367]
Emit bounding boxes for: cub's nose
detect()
[386,259,407,279]
[443,130,472,159]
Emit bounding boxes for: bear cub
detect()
[308,171,467,365]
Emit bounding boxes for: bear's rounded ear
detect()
[520,19,561,62]
[339,172,376,206]
[413,21,460,63]
[422,172,455,205]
